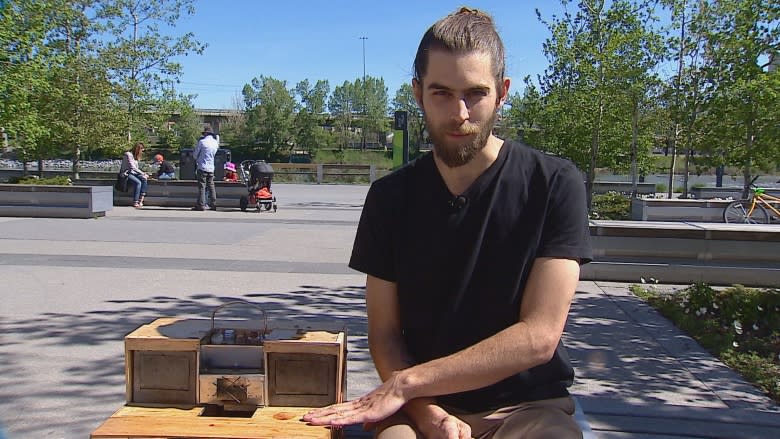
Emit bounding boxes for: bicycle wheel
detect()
[723,200,769,224]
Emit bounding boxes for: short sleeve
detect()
[348,183,397,281]
[537,163,592,264]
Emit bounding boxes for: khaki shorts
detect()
[374,396,581,439]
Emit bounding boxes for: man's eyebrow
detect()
[426,82,491,93]
[427,82,452,91]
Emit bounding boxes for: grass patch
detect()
[315,148,393,168]
[630,283,780,404]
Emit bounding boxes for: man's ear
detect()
[412,78,424,111]
[497,77,511,108]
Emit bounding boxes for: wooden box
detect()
[264,329,347,407]
[124,318,210,405]
[123,318,346,407]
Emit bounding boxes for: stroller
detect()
[239,160,278,212]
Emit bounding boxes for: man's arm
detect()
[193,140,203,164]
[365,275,410,379]
[399,257,579,397]
[365,276,462,435]
[304,256,580,426]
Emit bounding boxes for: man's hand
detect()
[412,403,471,439]
[303,371,410,427]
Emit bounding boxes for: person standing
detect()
[304,7,591,439]
[120,142,149,209]
[192,124,219,211]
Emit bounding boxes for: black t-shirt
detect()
[349,141,592,412]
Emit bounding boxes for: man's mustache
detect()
[454,121,481,135]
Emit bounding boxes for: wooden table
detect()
[90,404,340,439]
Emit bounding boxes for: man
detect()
[193,124,219,211]
[152,154,176,180]
[304,7,591,439]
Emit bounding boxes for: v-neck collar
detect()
[431,142,510,202]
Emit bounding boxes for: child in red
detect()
[223,162,238,182]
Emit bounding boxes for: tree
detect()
[294,79,331,158]
[328,80,358,151]
[156,100,202,151]
[355,75,389,148]
[696,0,780,198]
[607,2,665,198]
[329,76,389,152]
[218,95,249,157]
[660,0,709,198]
[241,75,296,161]
[42,0,125,178]
[0,0,55,173]
[536,0,664,206]
[501,77,544,147]
[1,0,205,176]
[96,0,206,144]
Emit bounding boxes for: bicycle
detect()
[722,176,780,224]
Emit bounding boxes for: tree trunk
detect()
[682,144,691,199]
[668,4,686,200]
[742,121,753,199]
[667,130,678,198]
[630,98,639,199]
[37,158,44,178]
[72,146,81,181]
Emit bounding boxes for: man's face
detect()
[414,50,507,168]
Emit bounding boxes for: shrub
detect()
[589,192,631,220]
[656,183,667,192]
[13,176,72,185]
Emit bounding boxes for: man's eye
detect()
[432,90,451,97]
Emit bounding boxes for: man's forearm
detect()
[396,320,558,401]
[369,330,415,381]
[369,333,448,427]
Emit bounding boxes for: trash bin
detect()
[179,148,196,180]
[179,148,232,181]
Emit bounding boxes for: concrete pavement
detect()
[0,183,777,438]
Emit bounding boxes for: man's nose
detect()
[453,98,470,123]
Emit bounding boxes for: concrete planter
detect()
[630,198,731,222]
[0,184,113,218]
[76,179,249,208]
[690,186,780,200]
[584,220,780,287]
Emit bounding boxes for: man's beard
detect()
[427,110,498,168]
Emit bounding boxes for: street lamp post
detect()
[360,36,367,150]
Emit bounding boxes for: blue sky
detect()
[172,1,569,109]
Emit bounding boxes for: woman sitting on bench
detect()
[120,142,149,208]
